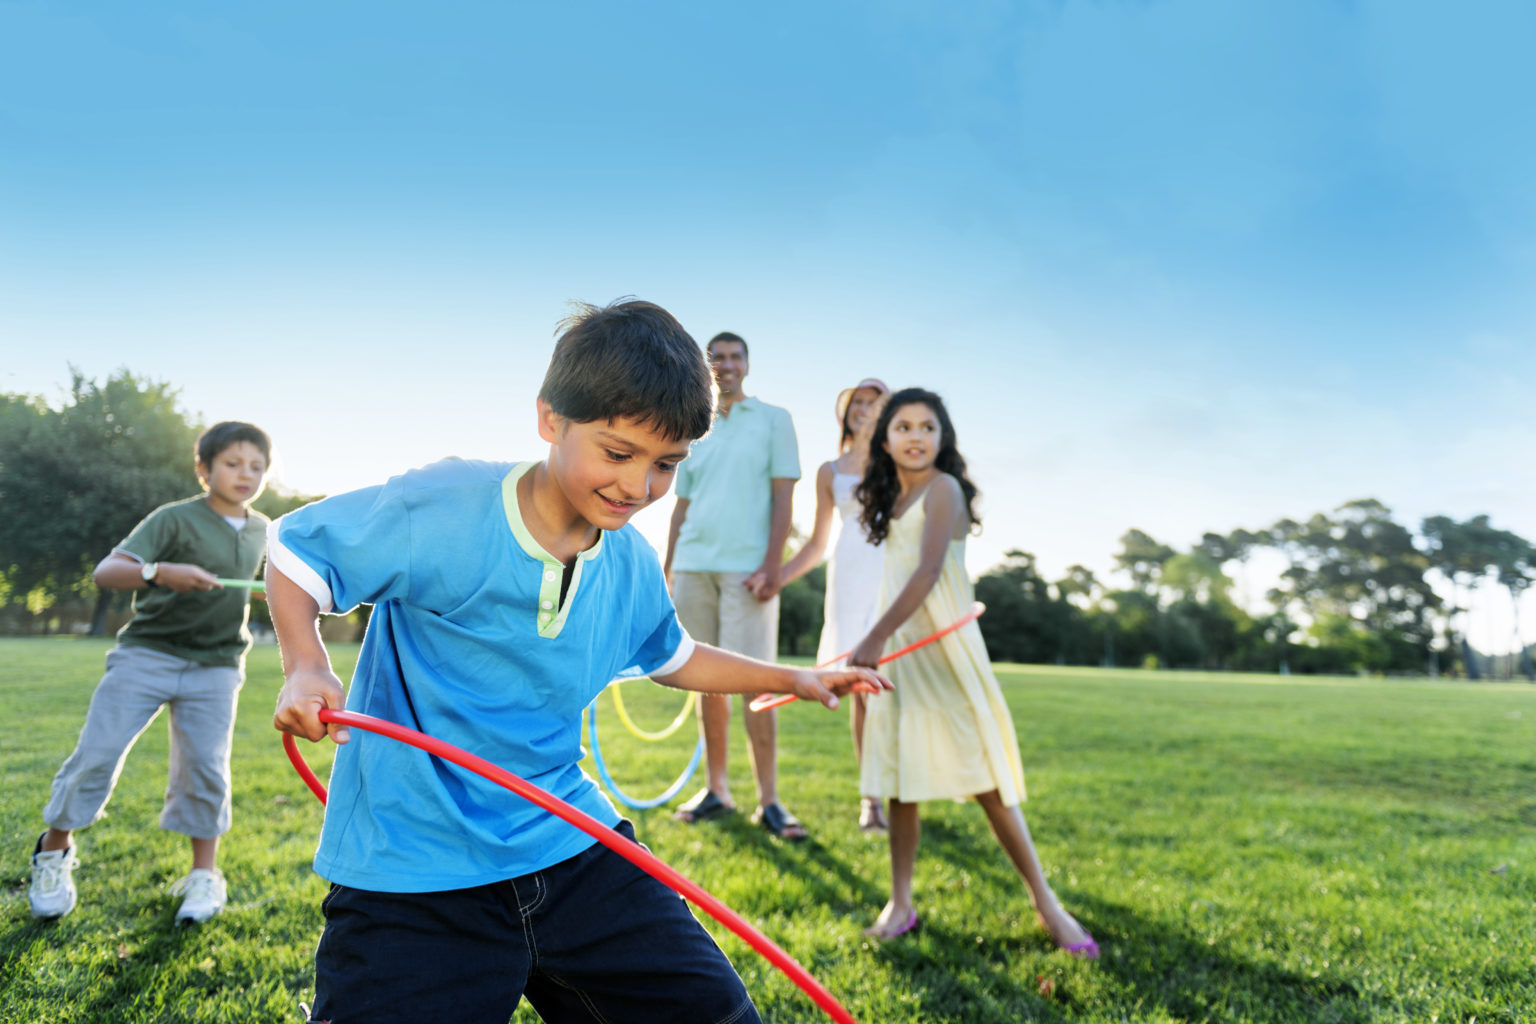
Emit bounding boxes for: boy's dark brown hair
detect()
[540,299,715,442]
[196,421,271,467]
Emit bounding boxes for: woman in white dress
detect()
[781,377,890,832]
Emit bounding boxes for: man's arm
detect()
[663,496,690,584]
[653,643,891,708]
[268,564,351,744]
[744,477,795,600]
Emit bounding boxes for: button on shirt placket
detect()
[538,567,559,633]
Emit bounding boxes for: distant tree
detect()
[1095,589,1158,668]
[1261,502,1436,675]
[1161,551,1243,668]
[777,563,825,657]
[976,549,1081,664]
[0,370,198,634]
[1114,529,1174,594]
[1422,514,1511,679]
[1490,530,1534,681]
[1053,564,1105,665]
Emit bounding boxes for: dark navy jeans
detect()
[309,821,760,1023]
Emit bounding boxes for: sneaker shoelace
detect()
[170,872,223,902]
[34,850,78,893]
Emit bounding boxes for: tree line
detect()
[5,371,1532,680]
[960,502,1534,679]
[0,370,316,636]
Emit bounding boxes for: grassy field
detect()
[2,638,1533,1023]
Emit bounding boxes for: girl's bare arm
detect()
[780,461,838,586]
[847,474,964,667]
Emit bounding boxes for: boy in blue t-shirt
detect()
[269,300,890,1024]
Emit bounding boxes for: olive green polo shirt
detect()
[115,495,271,667]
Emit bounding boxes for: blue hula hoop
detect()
[587,695,704,810]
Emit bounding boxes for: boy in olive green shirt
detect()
[28,421,272,924]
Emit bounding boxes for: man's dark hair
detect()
[706,331,748,360]
[540,299,715,442]
[196,421,272,467]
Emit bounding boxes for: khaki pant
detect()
[670,571,778,660]
[44,644,244,838]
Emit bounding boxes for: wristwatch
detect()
[141,562,161,587]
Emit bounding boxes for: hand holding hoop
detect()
[749,602,985,713]
[282,709,858,1024]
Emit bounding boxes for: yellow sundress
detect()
[858,486,1027,805]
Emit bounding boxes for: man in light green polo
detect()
[664,331,807,840]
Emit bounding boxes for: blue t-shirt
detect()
[268,458,695,892]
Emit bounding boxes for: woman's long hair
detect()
[856,387,980,545]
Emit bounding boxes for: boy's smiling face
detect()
[538,401,692,532]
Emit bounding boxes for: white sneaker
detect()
[171,868,227,924]
[28,840,80,919]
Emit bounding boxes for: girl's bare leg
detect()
[865,798,920,937]
[973,789,1092,949]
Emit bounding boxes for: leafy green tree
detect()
[0,370,199,634]
[1421,514,1513,679]
[1263,502,1436,674]
[777,563,825,657]
[1054,564,1107,665]
[1094,589,1159,668]
[1488,529,1534,680]
[1161,551,1244,668]
[1114,528,1175,594]
[975,550,1084,665]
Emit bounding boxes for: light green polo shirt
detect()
[673,396,800,573]
[115,495,270,667]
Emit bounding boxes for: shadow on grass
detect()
[850,814,1379,1023]
[631,804,892,916]
[2,905,233,1022]
[1065,890,1374,1024]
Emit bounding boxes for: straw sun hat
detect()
[834,377,890,422]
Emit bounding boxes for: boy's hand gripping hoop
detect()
[748,602,986,713]
[283,709,858,1024]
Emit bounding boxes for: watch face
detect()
[142,562,157,581]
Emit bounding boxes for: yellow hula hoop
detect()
[609,679,698,742]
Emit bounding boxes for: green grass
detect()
[3,639,1533,1023]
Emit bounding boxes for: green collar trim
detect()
[500,462,603,638]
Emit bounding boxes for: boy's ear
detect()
[536,399,564,444]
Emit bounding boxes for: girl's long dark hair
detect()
[856,388,980,545]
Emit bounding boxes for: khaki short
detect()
[670,571,778,662]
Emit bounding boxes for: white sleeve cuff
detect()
[650,629,697,679]
[266,517,336,614]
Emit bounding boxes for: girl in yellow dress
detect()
[849,387,1097,957]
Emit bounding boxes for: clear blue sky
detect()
[4,1,1533,652]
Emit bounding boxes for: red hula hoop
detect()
[748,601,986,713]
[282,708,857,1024]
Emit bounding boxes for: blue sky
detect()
[4,1,1533,652]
